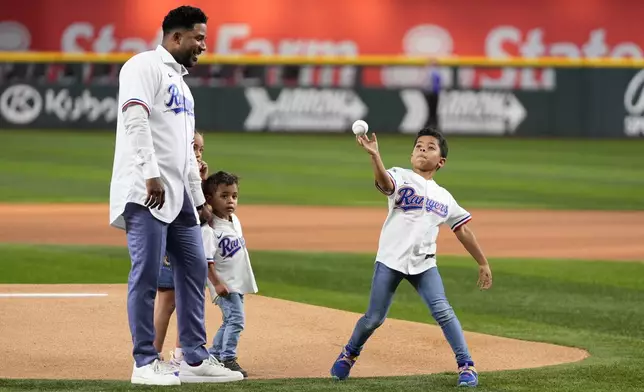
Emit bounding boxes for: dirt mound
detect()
[0,284,589,380]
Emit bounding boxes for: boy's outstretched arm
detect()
[454,224,493,290]
[357,134,394,195]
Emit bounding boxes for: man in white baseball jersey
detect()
[109,6,243,386]
[330,126,493,388]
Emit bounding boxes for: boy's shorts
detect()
[158,254,175,290]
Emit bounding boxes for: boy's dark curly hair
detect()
[202,171,239,196]
[414,125,448,159]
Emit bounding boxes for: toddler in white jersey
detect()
[330,126,493,388]
[201,171,257,378]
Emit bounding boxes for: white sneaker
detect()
[131,359,181,386]
[179,355,244,383]
[166,350,182,372]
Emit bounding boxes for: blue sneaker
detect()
[457,364,478,387]
[330,347,358,380]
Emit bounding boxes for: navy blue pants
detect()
[122,188,210,367]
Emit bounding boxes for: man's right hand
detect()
[198,204,214,227]
[145,177,165,209]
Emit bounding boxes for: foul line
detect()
[0,293,108,298]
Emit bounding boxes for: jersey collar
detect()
[155,45,189,76]
[213,215,234,226]
[410,169,436,184]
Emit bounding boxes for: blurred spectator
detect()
[282,65,300,86]
[2,63,48,83]
[422,58,441,128]
[240,65,265,86]
[84,63,117,85]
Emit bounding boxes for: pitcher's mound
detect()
[0,284,589,380]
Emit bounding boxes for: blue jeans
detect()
[209,293,245,361]
[346,261,473,367]
[157,255,175,290]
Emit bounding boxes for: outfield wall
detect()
[1,66,643,138]
[3,0,644,138]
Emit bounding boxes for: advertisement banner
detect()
[618,69,644,137]
[2,0,644,60]
[0,83,118,129]
[4,0,644,89]
[1,67,642,138]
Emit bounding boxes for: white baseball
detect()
[352,120,369,136]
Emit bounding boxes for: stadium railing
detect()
[1,52,643,88]
[2,52,644,67]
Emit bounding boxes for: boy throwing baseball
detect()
[330,127,493,388]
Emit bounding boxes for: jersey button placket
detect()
[179,75,189,176]
[421,181,430,263]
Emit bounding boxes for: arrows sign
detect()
[399,89,527,135]
[245,87,368,131]
[400,90,428,132]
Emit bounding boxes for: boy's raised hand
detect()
[356,133,380,156]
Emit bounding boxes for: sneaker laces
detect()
[152,359,178,375]
[205,354,226,368]
[166,359,180,371]
[167,351,181,367]
[340,349,357,364]
[458,365,476,375]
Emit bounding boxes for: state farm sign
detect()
[4,0,644,90]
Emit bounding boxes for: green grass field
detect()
[0,131,643,209]
[1,130,643,391]
[1,244,643,391]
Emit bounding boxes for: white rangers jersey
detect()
[202,214,258,295]
[110,45,204,229]
[375,167,472,275]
